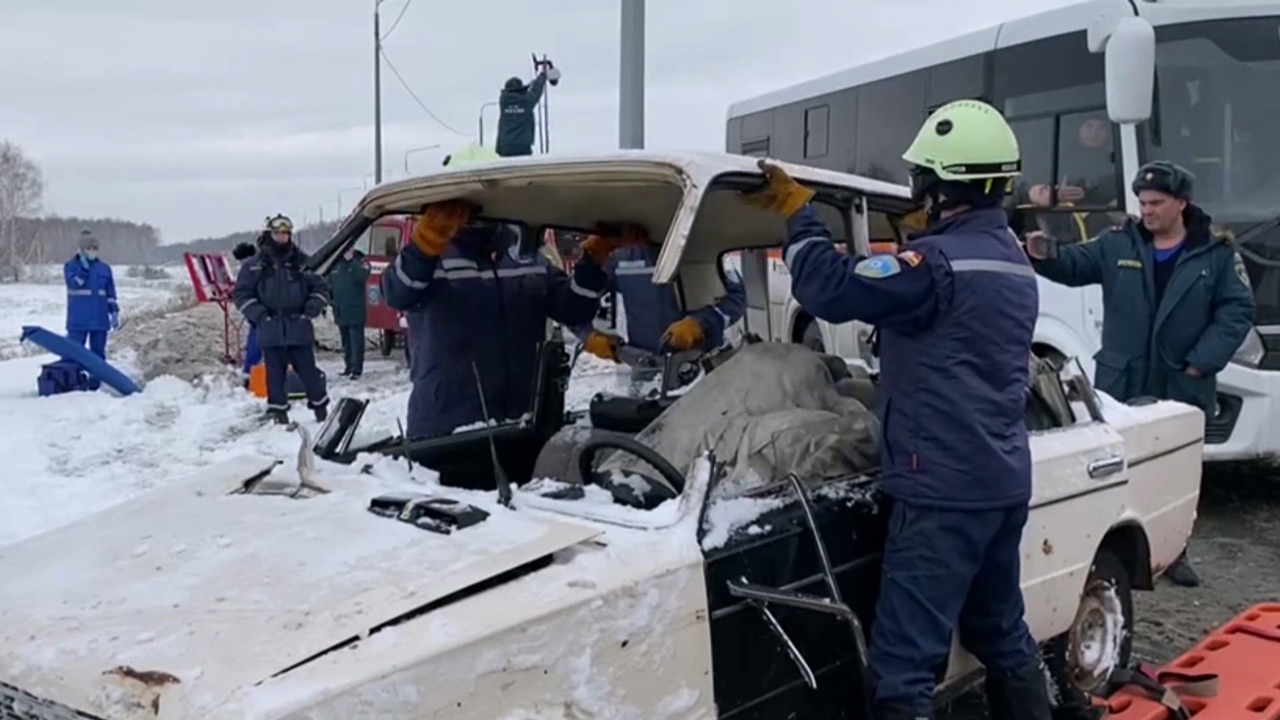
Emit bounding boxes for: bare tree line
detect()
[0,138,340,280]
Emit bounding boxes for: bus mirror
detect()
[1104,16,1156,124]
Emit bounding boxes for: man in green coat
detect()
[1027,160,1255,587]
[330,247,371,378]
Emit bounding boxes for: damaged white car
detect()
[0,152,1204,720]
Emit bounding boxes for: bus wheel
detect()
[380,330,396,358]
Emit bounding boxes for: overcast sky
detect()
[2,0,1079,243]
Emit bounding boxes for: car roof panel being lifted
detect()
[310,150,913,281]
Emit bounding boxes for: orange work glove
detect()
[583,331,621,361]
[744,159,815,218]
[411,200,473,256]
[580,234,622,266]
[660,317,705,351]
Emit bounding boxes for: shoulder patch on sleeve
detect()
[1234,252,1251,288]
[854,254,902,279]
[897,250,923,267]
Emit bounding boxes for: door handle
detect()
[1087,456,1126,479]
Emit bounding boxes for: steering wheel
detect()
[576,434,686,511]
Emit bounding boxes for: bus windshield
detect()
[1145,16,1280,321]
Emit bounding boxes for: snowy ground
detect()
[0,286,627,548]
[0,282,186,360]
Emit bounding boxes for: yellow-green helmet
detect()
[902,99,1021,185]
[442,144,500,168]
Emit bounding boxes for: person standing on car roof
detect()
[1026,161,1255,588]
[494,62,559,158]
[329,246,370,379]
[748,100,1052,720]
[382,199,609,439]
[233,214,331,424]
[64,229,119,368]
[573,223,746,361]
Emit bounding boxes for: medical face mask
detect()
[83,250,98,260]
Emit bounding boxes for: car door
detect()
[940,369,1131,684]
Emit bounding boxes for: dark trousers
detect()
[869,502,1039,714]
[67,330,107,390]
[339,324,365,376]
[263,345,328,412]
[495,145,533,158]
[67,329,107,359]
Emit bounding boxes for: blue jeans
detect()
[869,502,1039,714]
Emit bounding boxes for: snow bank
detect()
[0,282,184,360]
[111,302,344,383]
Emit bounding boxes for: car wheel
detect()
[801,320,825,353]
[380,330,395,358]
[1045,549,1134,699]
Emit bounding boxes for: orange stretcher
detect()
[1103,603,1280,719]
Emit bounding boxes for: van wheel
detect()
[801,320,825,353]
[1044,549,1133,699]
[379,330,395,357]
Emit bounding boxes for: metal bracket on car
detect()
[728,580,818,690]
[724,474,875,717]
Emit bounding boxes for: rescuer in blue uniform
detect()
[382,199,609,439]
[233,215,330,424]
[573,223,746,360]
[747,100,1051,720]
[64,229,119,366]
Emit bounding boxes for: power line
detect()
[380,0,413,42]
[379,47,473,137]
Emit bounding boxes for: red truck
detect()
[357,215,417,356]
[358,219,580,356]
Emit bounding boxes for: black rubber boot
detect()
[985,661,1054,720]
[1166,551,1201,587]
[313,404,328,423]
[265,408,289,425]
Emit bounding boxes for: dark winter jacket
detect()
[1032,206,1256,413]
[329,251,371,326]
[570,242,746,353]
[233,241,330,348]
[496,73,548,156]
[785,205,1039,510]
[382,223,607,439]
[64,256,118,333]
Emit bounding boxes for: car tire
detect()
[1044,549,1134,700]
[380,330,395,358]
[801,319,825,353]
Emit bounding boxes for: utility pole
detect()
[374,0,384,184]
[619,0,645,149]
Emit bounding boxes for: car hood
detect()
[0,455,600,720]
